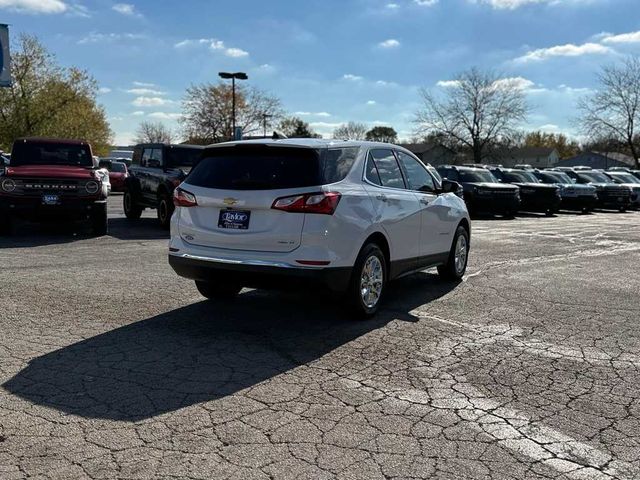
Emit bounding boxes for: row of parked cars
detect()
[1,136,638,318]
[436,164,640,216]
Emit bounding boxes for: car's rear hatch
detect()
[177,144,326,253]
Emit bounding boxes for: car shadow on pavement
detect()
[3,272,457,422]
[106,217,169,241]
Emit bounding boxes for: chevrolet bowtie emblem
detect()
[223,198,239,206]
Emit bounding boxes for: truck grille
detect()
[11,178,87,196]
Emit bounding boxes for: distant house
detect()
[399,143,457,166]
[556,151,636,169]
[484,147,559,168]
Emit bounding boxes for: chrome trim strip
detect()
[169,252,316,269]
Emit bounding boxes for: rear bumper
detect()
[0,196,105,220]
[169,253,352,293]
[519,194,562,212]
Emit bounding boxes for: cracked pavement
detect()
[1,197,640,479]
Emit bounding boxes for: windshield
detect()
[537,171,573,184]
[458,169,497,183]
[110,162,127,173]
[609,173,639,184]
[577,171,611,183]
[503,171,539,183]
[186,146,358,190]
[166,147,203,168]
[11,141,93,167]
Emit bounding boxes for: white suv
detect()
[168,139,470,317]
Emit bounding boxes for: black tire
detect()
[157,191,174,230]
[503,210,515,219]
[438,225,470,281]
[346,243,387,319]
[545,209,554,217]
[90,203,108,237]
[619,206,627,213]
[0,215,12,236]
[123,190,143,220]
[195,280,242,300]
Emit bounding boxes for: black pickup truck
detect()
[123,143,204,228]
[488,167,561,215]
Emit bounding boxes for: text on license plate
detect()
[42,194,60,205]
[218,209,251,230]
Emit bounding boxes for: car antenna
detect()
[272,130,288,140]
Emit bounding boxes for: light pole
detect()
[262,113,273,138]
[218,72,248,140]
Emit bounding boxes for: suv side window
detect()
[370,149,405,189]
[396,151,436,193]
[148,148,163,169]
[141,148,153,167]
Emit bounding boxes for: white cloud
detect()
[375,80,397,87]
[343,74,363,81]
[414,0,438,5]
[175,38,249,58]
[436,80,461,88]
[0,0,67,14]
[125,88,166,95]
[78,32,145,44]
[131,96,174,107]
[515,42,612,62]
[367,100,377,105]
[538,124,560,131]
[493,76,536,90]
[386,3,399,8]
[133,81,155,87]
[469,0,564,9]
[225,47,249,58]
[148,112,183,120]
[600,31,640,45]
[98,87,111,94]
[112,3,141,17]
[294,111,332,117]
[378,38,400,49]
[131,111,145,116]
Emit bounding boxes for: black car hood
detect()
[511,182,557,190]
[463,182,518,190]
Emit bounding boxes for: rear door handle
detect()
[376,194,388,202]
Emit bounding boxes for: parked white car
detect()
[168,139,470,317]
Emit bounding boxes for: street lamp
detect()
[219,72,248,140]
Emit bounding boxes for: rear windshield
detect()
[609,172,639,183]
[166,147,203,168]
[11,141,92,167]
[186,146,358,190]
[110,162,127,172]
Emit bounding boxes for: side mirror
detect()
[441,179,462,194]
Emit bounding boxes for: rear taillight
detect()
[271,192,341,215]
[174,188,198,207]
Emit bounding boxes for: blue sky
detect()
[1,0,639,144]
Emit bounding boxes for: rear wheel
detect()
[346,243,386,319]
[157,192,174,230]
[91,203,108,236]
[123,190,142,219]
[438,225,469,281]
[195,280,242,300]
[619,206,627,213]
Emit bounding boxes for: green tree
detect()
[181,82,283,143]
[365,126,398,143]
[0,35,112,155]
[523,131,580,159]
[277,116,320,138]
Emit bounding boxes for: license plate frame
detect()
[218,209,251,230]
[42,194,60,205]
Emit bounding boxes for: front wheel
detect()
[123,190,143,220]
[438,226,469,281]
[90,203,108,236]
[195,280,242,300]
[346,243,386,319]
[619,206,627,213]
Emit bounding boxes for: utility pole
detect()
[218,72,248,140]
[262,113,273,138]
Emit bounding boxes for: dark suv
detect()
[488,167,561,215]
[124,143,204,228]
[551,168,632,212]
[436,165,520,216]
[0,138,109,235]
[532,170,598,213]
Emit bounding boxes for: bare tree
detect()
[414,68,529,164]
[180,82,283,143]
[133,121,173,144]
[333,121,368,140]
[578,57,640,168]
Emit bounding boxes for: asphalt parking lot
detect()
[1,196,640,479]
